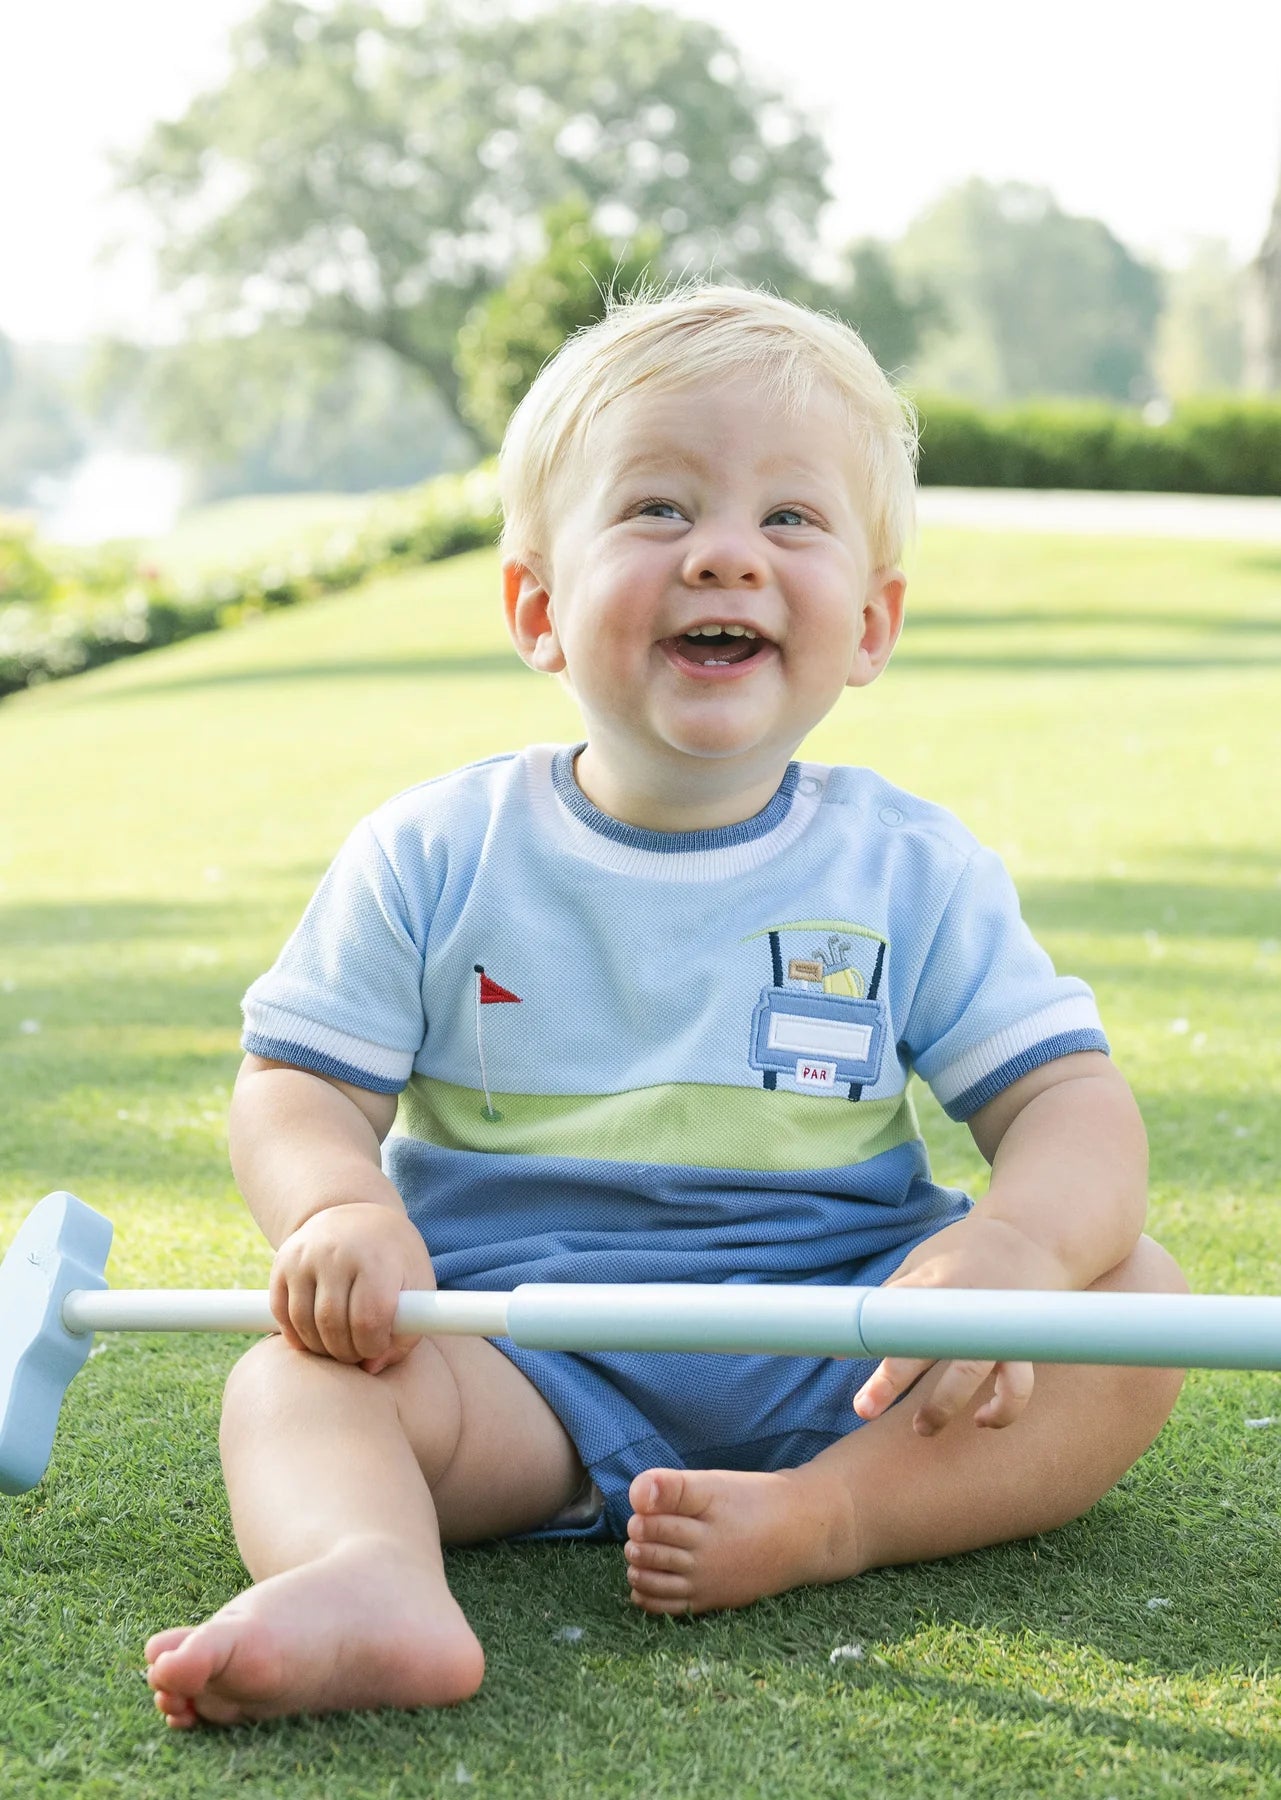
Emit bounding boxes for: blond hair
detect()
[498,279,918,570]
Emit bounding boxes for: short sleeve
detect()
[904,845,1108,1121]
[240,818,428,1094]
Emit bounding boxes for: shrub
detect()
[0,527,58,607]
[0,463,500,700]
[914,396,1281,494]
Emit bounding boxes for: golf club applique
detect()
[746,923,889,1100]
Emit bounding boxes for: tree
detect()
[1155,241,1247,397]
[86,327,470,499]
[893,179,1162,403]
[456,193,662,449]
[0,337,87,507]
[825,241,944,379]
[457,199,945,451]
[1247,160,1281,391]
[111,0,832,459]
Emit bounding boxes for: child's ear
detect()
[846,568,907,689]
[503,559,566,674]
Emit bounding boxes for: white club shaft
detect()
[60,1288,512,1338]
[56,1282,1281,1368]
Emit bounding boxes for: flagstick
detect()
[473,963,500,1120]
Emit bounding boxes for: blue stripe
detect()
[551,744,799,852]
[391,1137,966,1292]
[943,1030,1110,1121]
[241,1032,405,1095]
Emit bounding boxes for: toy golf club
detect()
[6,1188,1281,1497]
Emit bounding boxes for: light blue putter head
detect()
[0,1192,112,1495]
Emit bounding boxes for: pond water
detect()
[29,448,186,544]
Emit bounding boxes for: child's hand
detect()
[268,1202,437,1375]
[852,1216,1072,1438]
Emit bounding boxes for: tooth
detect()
[723,625,746,637]
[744,629,758,639]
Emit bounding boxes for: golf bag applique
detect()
[745,922,889,1102]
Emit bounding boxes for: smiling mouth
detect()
[663,627,769,668]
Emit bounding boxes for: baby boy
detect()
[144,283,1185,1727]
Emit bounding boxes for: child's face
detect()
[504,372,905,827]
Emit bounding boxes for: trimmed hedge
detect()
[0,464,500,700]
[915,397,1281,495]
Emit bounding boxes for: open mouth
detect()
[662,624,770,668]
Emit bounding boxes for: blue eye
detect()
[636,499,684,519]
[767,508,808,527]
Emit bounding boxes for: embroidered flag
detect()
[477,970,521,1004]
[472,965,519,1121]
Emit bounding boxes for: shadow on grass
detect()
[821,1658,1275,1772]
[897,647,1281,671]
[1019,874,1279,939]
[0,896,286,949]
[66,650,527,706]
[907,608,1281,635]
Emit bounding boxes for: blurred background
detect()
[2,0,1280,685]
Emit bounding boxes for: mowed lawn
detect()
[1,526,1279,1798]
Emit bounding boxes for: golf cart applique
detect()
[745,923,889,1101]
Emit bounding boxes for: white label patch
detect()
[768,1013,873,1060]
[795,1058,837,1091]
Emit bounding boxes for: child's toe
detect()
[625,1538,695,1574]
[627,1563,694,1597]
[629,1467,714,1519]
[153,1687,198,1727]
[627,1508,705,1551]
[145,1626,194,1668]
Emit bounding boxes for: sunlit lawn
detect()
[1,527,1279,1797]
[133,490,397,582]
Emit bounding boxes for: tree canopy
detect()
[114,0,832,449]
[894,179,1162,403]
[456,193,662,450]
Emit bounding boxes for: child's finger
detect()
[271,1265,319,1354]
[312,1276,362,1362]
[347,1269,401,1363]
[910,1358,996,1436]
[362,1330,421,1376]
[268,1258,301,1348]
[973,1360,1036,1428]
[853,1355,933,1419]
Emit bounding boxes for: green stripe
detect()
[398,1076,920,1172]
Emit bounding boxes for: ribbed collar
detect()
[550,745,800,852]
[531,745,827,883]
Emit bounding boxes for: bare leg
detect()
[145,1331,582,1726]
[625,1236,1186,1614]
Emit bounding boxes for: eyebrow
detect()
[608,449,825,482]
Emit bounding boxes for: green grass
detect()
[1,527,1280,1797]
[131,491,396,582]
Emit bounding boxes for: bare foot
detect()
[144,1535,484,1727]
[624,1467,859,1615]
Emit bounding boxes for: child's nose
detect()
[680,523,768,589]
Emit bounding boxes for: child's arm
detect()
[229,1052,435,1373]
[854,1050,1148,1435]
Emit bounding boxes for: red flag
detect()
[476,967,521,1005]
